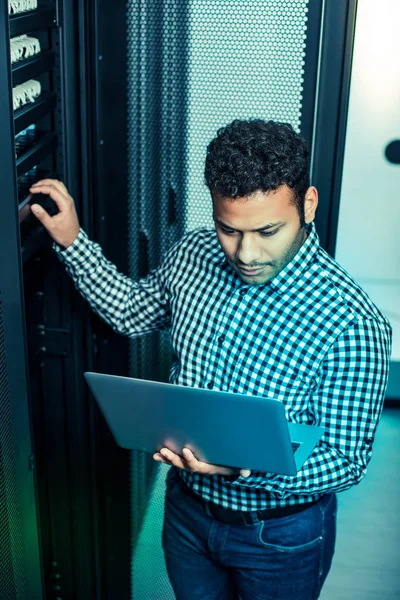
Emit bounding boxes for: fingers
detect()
[29,179,72,212]
[181,449,240,476]
[153,447,237,477]
[31,178,69,197]
[30,204,53,230]
[153,447,251,479]
[156,448,188,470]
[27,179,80,247]
[153,453,170,465]
[180,448,215,472]
[54,179,69,195]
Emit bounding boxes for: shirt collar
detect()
[268,222,319,295]
[215,222,320,295]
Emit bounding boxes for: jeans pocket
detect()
[257,504,323,553]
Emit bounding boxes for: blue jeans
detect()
[162,467,337,600]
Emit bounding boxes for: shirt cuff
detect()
[52,228,90,262]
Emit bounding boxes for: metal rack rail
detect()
[9,6,56,37]
[7,3,61,263]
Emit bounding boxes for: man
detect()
[30,119,392,600]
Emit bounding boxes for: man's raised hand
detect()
[29,179,80,249]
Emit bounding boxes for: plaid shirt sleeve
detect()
[228,316,392,497]
[53,228,177,337]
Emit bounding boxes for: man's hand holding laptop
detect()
[153,447,251,477]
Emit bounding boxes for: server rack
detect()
[0,1,117,598]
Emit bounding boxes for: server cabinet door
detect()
[0,3,44,599]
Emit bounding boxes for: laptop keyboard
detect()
[291,442,301,454]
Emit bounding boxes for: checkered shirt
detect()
[53,221,392,511]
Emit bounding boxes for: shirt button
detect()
[207,382,214,389]
[217,335,225,345]
[239,287,247,296]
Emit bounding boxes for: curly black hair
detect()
[204,119,310,227]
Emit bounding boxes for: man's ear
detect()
[304,186,318,223]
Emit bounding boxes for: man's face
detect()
[212,185,318,286]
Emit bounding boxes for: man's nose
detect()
[236,235,261,265]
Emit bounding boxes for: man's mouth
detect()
[237,265,268,276]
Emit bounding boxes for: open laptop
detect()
[84,372,324,476]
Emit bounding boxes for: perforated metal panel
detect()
[126,1,310,597]
[184,0,308,231]
[0,296,27,600]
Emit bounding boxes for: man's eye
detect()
[221,228,236,235]
[259,230,278,237]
